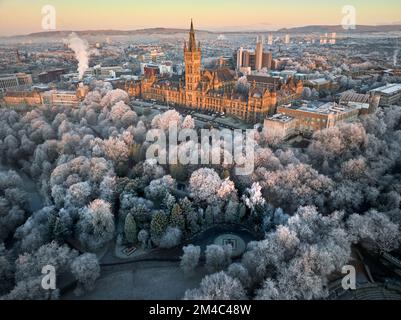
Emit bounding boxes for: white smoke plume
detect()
[66,33,89,80]
[394,49,399,67]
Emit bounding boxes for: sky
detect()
[1,0,401,36]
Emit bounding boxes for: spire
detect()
[188,18,197,51]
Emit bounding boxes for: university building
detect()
[369,83,401,106]
[264,92,380,140]
[2,84,89,108]
[122,20,303,123]
[0,73,32,92]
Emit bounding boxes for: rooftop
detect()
[266,113,295,123]
[307,78,331,85]
[283,101,357,115]
[370,83,401,95]
[340,90,372,109]
[0,72,30,79]
[247,75,281,85]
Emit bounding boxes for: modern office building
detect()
[236,38,273,71]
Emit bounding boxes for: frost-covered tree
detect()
[240,206,352,299]
[120,192,152,218]
[205,244,232,273]
[145,175,176,203]
[180,245,201,275]
[14,206,57,253]
[242,182,265,213]
[224,200,241,223]
[184,271,246,300]
[50,156,116,210]
[70,253,100,293]
[4,241,78,300]
[110,101,137,128]
[142,159,165,182]
[217,178,237,202]
[255,279,280,300]
[189,168,222,204]
[151,110,181,131]
[0,170,28,241]
[77,199,115,252]
[347,210,400,253]
[100,89,129,108]
[159,226,182,248]
[262,164,334,213]
[181,115,195,129]
[0,243,13,295]
[227,263,251,288]
[2,278,60,300]
[137,229,149,249]
[307,123,368,172]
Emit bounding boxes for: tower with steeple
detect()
[184,19,201,107]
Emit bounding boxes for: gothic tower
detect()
[184,19,201,107]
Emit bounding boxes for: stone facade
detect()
[3,90,42,106]
[123,20,303,123]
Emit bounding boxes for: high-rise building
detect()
[262,51,273,70]
[284,34,290,45]
[242,50,251,68]
[268,33,273,46]
[236,36,272,71]
[236,47,243,70]
[255,36,264,71]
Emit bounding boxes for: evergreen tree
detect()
[150,211,169,245]
[170,203,185,231]
[169,163,187,181]
[180,197,200,234]
[124,213,138,245]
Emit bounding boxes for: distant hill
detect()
[4,25,401,39]
[277,25,401,33]
[13,28,215,38]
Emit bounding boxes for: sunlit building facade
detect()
[123,21,303,123]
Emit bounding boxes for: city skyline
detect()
[1,0,401,36]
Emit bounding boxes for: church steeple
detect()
[188,19,197,52]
